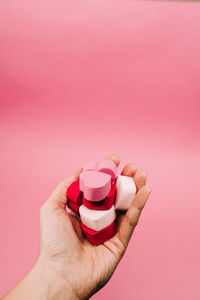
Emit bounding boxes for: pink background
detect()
[0,1,200,299]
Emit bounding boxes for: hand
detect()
[37,154,151,299]
[2,154,151,300]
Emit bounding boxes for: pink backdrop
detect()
[0,1,200,299]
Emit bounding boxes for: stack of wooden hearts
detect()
[66,160,136,245]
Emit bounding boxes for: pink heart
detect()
[80,170,111,202]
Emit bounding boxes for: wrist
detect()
[31,257,80,300]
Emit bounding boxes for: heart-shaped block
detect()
[66,180,82,214]
[79,170,111,202]
[83,161,98,172]
[79,204,116,231]
[81,222,117,246]
[66,180,82,206]
[97,159,117,181]
[114,175,136,210]
[82,183,116,210]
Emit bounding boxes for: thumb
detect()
[46,168,83,209]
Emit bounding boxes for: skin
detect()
[2,154,151,300]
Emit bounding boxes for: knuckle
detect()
[144,184,151,194]
[126,206,141,227]
[138,168,147,179]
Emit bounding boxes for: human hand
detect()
[36,154,151,299]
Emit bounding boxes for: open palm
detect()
[39,154,151,299]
